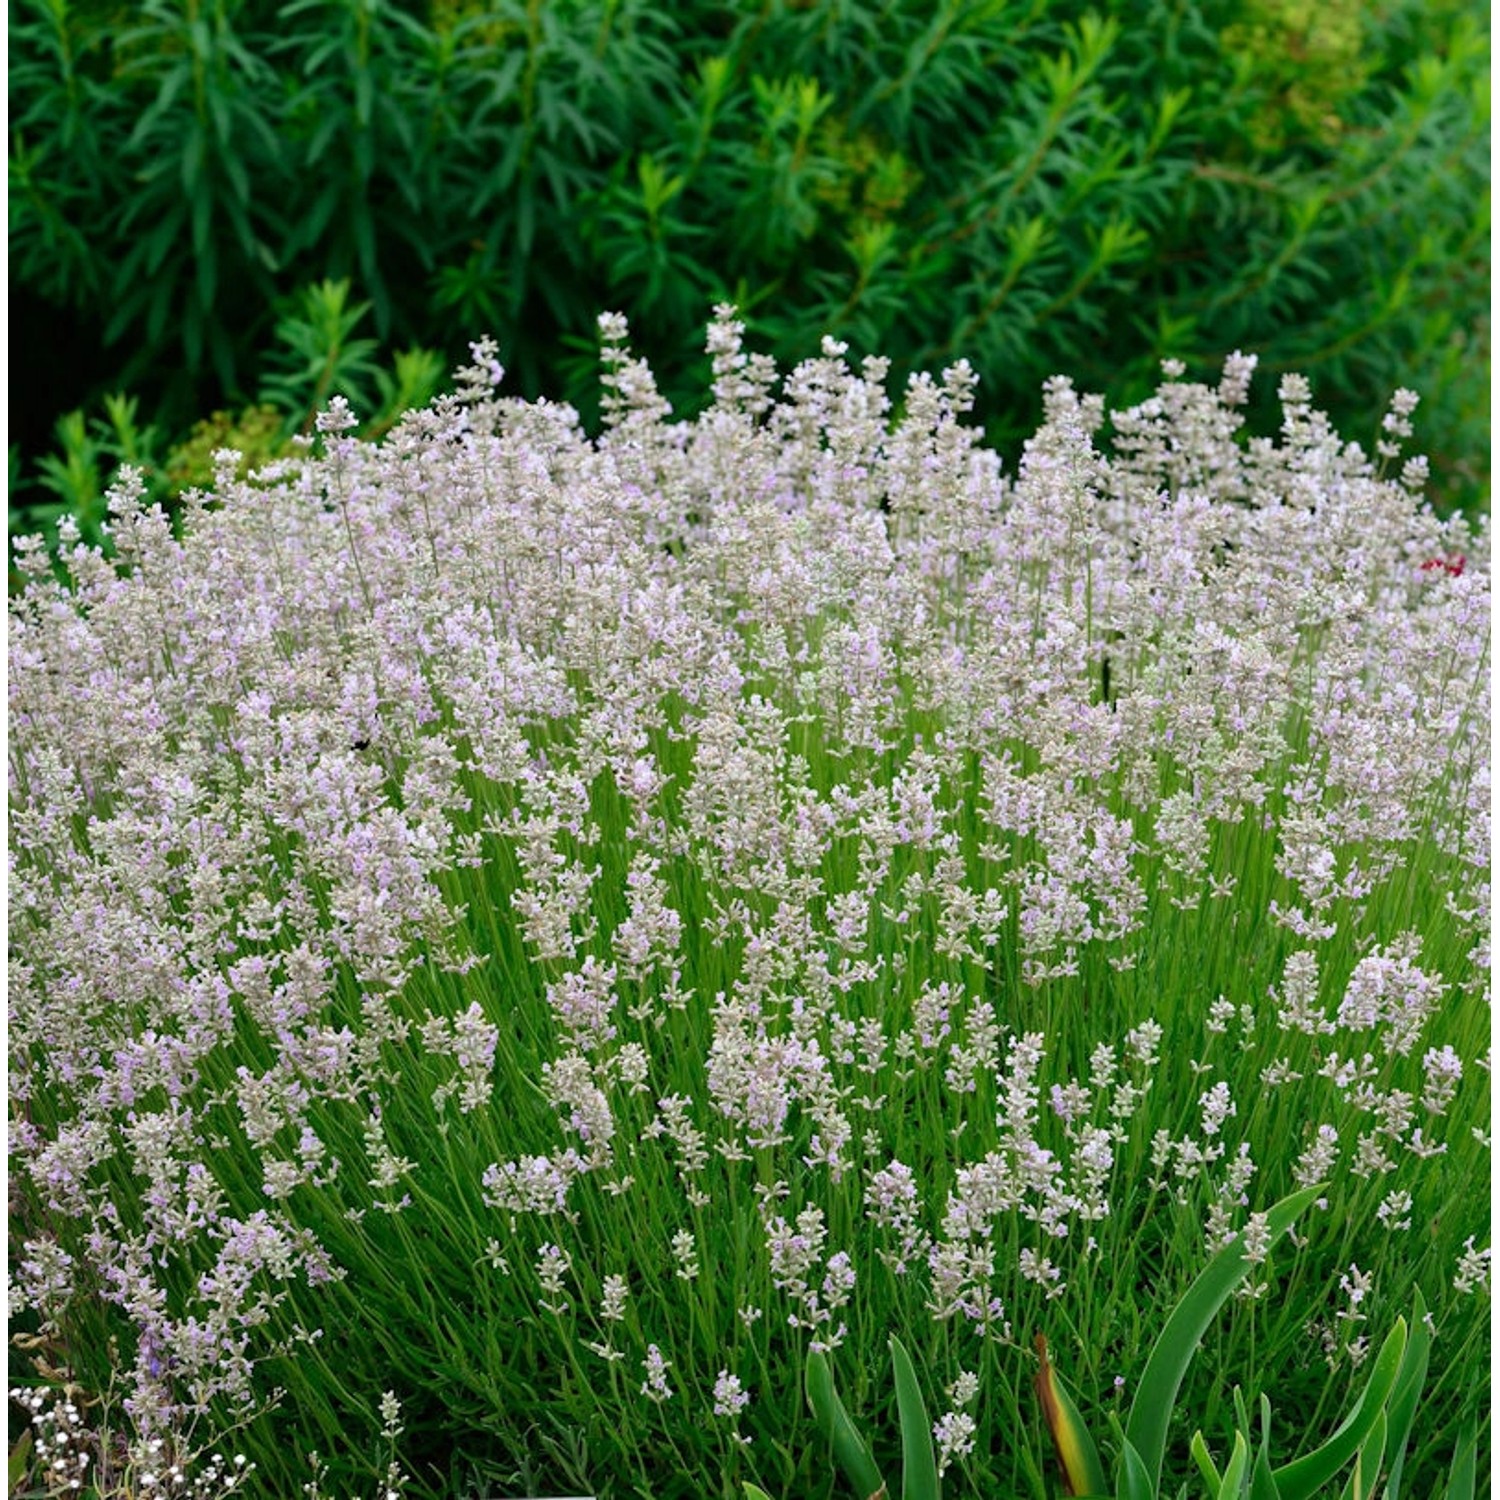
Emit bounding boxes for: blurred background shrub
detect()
[9,0,1490,548]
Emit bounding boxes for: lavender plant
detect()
[7,312,1490,1498]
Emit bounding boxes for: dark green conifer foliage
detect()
[8,0,1489,535]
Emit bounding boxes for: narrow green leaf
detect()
[9,1428,34,1489]
[1125,1183,1325,1495]
[1381,1291,1430,1500]
[743,1485,776,1500]
[197,236,218,312]
[179,120,204,198]
[1337,1409,1385,1500]
[142,201,188,278]
[806,1348,888,1500]
[1116,1431,1153,1500]
[1444,1419,1477,1500]
[1248,1396,1279,1500]
[1249,1441,1281,1500]
[890,1337,939,1500]
[352,204,379,300]
[208,89,231,150]
[1191,1431,1222,1492]
[1232,1387,1252,1440]
[222,146,250,209]
[1217,1430,1249,1500]
[517,187,535,257]
[1272,1318,1406,1500]
[191,173,214,261]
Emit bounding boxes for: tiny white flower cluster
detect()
[9,1386,254,1498]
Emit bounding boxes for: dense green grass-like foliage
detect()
[8,0,1491,533]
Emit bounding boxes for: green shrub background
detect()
[8,0,1490,542]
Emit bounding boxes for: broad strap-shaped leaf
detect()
[807,1347,889,1500]
[743,1485,776,1500]
[1271,1317,1406,1500]
[890,1337,940,1500]
[1380,1290,1430,1500]
[1035,1333,1109,1498]
[1125,1183,1326,1495]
